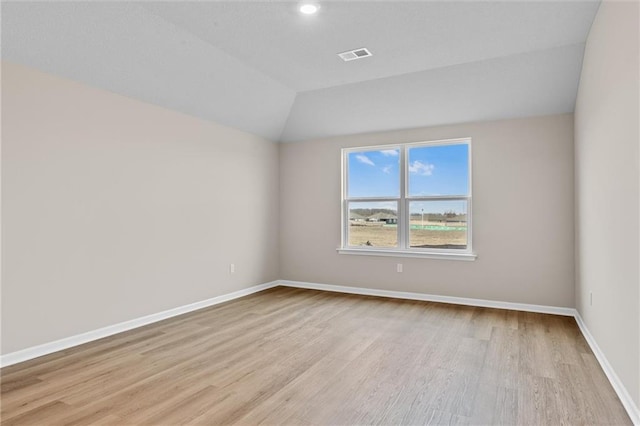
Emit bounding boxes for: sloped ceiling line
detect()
[280,43,586,142]
[1,1,599,143]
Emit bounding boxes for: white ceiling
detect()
[281,43,585,142]
[2,1,599,142]
[1,2,296,141]
[145,1,598,92]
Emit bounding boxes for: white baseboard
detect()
[574,312,640,425]
[0,280,280,368]
[279,279,639,425]
[278,279,575,316]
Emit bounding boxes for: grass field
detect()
[348,220,467,249]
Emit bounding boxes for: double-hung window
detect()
[339,138,475,260]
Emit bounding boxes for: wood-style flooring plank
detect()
[0,286,632,425]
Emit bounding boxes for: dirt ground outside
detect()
[348,220,467,249]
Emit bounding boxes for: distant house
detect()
[367,212,398,224]
[349,212,366,222]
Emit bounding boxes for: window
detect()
[340,138,474,260]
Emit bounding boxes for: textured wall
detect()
[574,1,640,407]
[1,62,280,354]
[280,114,575,308]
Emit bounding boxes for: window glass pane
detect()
[348,201,398,248]
[409,200,467,249]
[347,148,400,198]
[407,143,469,197]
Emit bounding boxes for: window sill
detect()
[337,248,477,261]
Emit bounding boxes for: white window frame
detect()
[338,138,476,261]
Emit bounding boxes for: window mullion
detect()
[399,146,407,249]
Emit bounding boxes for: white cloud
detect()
[409,160,435,176]
[380,149,399,157]
[382,165,393,174]
[355,154,375,166]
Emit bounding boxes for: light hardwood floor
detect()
[0,287,632,425]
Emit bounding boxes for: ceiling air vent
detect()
[337,47,372,62]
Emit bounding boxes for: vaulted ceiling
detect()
[2,1,600,142]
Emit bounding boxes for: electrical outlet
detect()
[230,263,235,274]
[397,263,403,273]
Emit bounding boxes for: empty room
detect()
[1,0,639,425]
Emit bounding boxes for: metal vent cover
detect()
[337,47,372,62]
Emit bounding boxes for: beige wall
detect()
[1,62,280,354]
[280,114,575,308]
[574,1,640,407]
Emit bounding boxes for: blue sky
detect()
[348,148,400,198]
[347,144,469,213]
[407,144,468,197]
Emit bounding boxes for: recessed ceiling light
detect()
[299,3,319,15]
